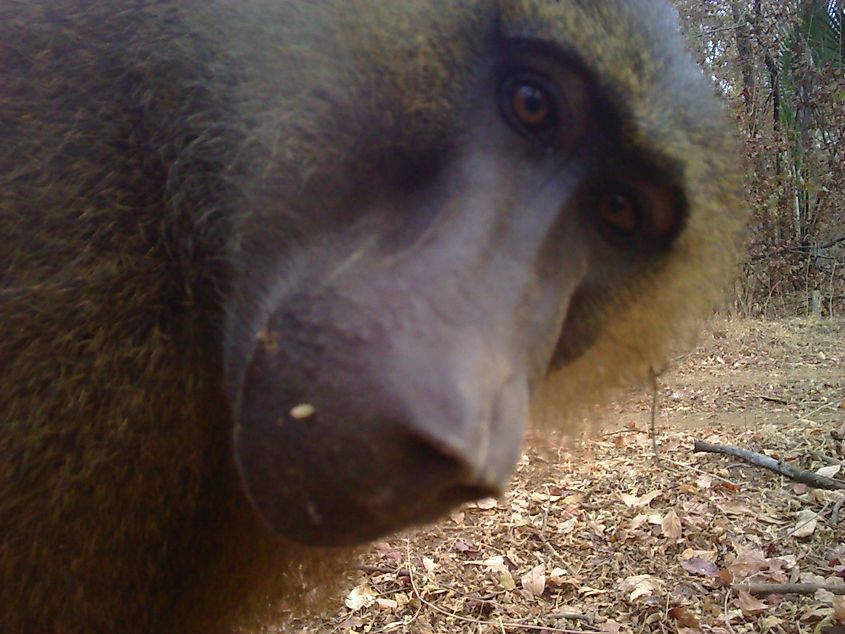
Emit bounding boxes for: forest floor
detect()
[285,318,845,634]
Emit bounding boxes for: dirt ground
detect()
[286,318,845,634]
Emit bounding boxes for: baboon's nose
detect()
[233,313,528,546]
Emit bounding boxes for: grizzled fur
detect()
[0,1,742,632]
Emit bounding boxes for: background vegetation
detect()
[675,0,844,318]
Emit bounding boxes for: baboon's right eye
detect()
[500,76,561,147]
[512,83,552,128]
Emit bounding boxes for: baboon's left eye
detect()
[501,77,560,146]
[597,190,640,237]
[590,180,684,250]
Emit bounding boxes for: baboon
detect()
[0,1,743,632]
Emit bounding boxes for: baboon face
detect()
[222,1,739,546]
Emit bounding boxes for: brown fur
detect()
[0,1,743,632]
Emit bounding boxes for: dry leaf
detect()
[510,511,528,526]
[716,480,740,492]
[619,574,663,601]
[547,567,572,588]
[620,493,640,507]
[682,556,719,578]
[793,509,818,538]
[696,474,714,490]
[621,490,661,507]
[498,569,516,591]
[375,598,397,611]
[730,549,769,578]
[450,509,465,525]
[662,509,683,539]
[521,563,546,597]
[669,606,701,627]
[563,492,585,505]
[345,583,377,611]
[475,497,498,509]
[451,538,477,553]
[737,589,768,616]
[482,555,508,574]
[816,465,841,478]
[717,501,752,515]
[773,554,797,570]
[557,516,578,533]
[629,514,648,530]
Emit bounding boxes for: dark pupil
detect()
[518,86,544,118]
[608,195,628,215]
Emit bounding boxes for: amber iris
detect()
[511,82,552,128]
[598,191,640,235]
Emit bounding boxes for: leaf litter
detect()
[281,318,845,633]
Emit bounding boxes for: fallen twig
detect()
[693,440,845,490]
[649,368,660,465]
[750,394,789,405]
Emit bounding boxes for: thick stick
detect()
[693,440,845,491]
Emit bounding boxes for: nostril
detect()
[405,434,471,479]
[404,433,502,499]
[401,436,501,516]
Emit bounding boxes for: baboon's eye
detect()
[590,179,685,250]
[501,77,560,145]
[597,190,640,237]
[512,83,551,127]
